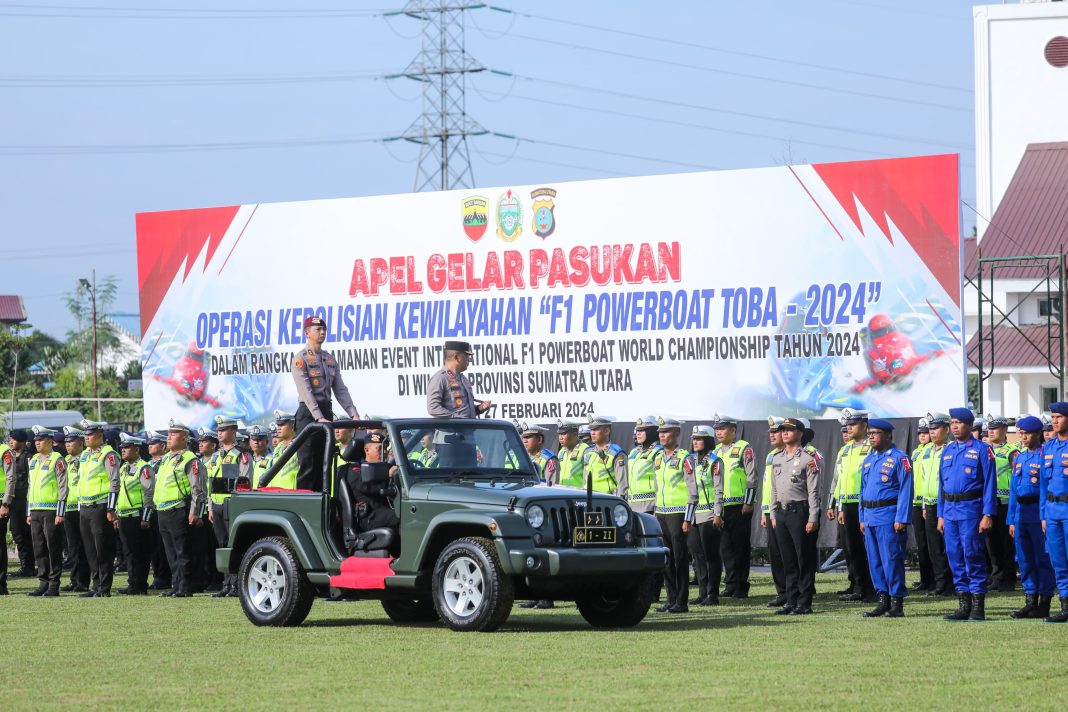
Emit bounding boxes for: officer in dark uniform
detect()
[1007,416,1054,619]
[1,429,35,577]
[292,315,362,491]
[192,427,220,592]
[426,340,491,419]
[348,432,400,535]
[769,417,822,615]
[142,430,171,591]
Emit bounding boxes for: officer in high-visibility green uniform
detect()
[145,420,206,597]
[583,416,625,495]
[247,426,272,489]
[619,417,661,514]
[25,426,68,597]
[409,432,440,469]
[986,414,1019,591]
[142,430,171,591]
[909,420,934,592]
[191,427,221,592]
[259,411,300,489]
[519,423,558,485]
[761,417,788,607]
[578,424,593,446]
[555,420,590,489]
[711,413,757,599]
[0,433,13,595]
[207,416,251,597]
[653,417,696,614]
[58,426,89,593]
[826,408,875,603]
[76,419,120,598]
[115,433,151,595]
[918,412,953,595]
[686,425,722,606]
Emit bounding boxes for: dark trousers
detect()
[8,495,34,571]
[923,504,952,591]
[985,501,1015,587]
[30,510,64,589]
[686,520,722,599]
[911,504,933,588]
[719,505,753,594]
[117,516,153,591]
[189,515,217,590]
[211,502,235,588]
[840,502,873,595]
[656,513,689,608]
[774,504,818,609]
[765,513,786,595]
[63,510,90,588]
[0,514,8,590]
[149,510,171,586]
[158,506,191,594]
[79,503,115,594]
[296,401,331,492]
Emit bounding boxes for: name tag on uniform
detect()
[943,455,953,461]
[965,453,978,460]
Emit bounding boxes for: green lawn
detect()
[2,569,1063,710]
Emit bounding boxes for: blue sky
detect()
[1,0,980,340]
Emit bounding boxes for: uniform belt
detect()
[1015,495,1039,505]
[657,505,688,514]
[996,488,1010,498]
[923,498,938,507]
[79,493,108,505]
[861,498,897,509]
[156,497,190,511]
[779,501,808,512]
[626,492,655,501]
[695,503,714,512]
[29,501,59,510]
[837,494,860,502]
[943,489,982,503]
[722,497,745,505]
[1047,493,1068,504]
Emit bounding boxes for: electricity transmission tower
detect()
[386,1,488,192]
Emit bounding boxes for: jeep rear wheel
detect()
[576,575,655,628]
[238,537,314,627]
[432,537,514,632]
[381,598,439,623]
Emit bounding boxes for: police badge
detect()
[496,189,522,242]
[530,187,556,239]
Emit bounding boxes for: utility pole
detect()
[80,271,100,420]
[385,1,488,192]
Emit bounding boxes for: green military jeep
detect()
[218,418,668,632]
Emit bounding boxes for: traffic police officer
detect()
[653,417,696,613]
[260,411,300,489]
[686,425,722,605]
[761,417,787,607]
[0,432,13,594]
[619,417,661,514]
[25,426,68,597]
[426,340,490,419]
[826,408,875,603]
[1007,415,1054,619]
[145,420,205,597]
[938,408,997,621]
[711,414,756,598]
[115,433,151,595]
[1042,412,1054,442]
[192,427,220,592]
[918,413,953,596]
[769,417,821,615]
[985,414,1019,591]
[1,429,34,578]
[519,423,558,485]
[583,416,626,495]
[1040,401,1068,622]
[909,419,933,592]
[248,425,272,489]
[207,416,250,597]
[293,315,362,490]
[858,419,913,618]
[76,419,120,597]
[58,425,89,592]
[555,420,590,489]
[142,430,171,591]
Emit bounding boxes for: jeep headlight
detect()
[526,504,545,529]
[612,503,630,528]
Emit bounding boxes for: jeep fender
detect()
[633,512,664,543]
[229,510,325,571]
[414,510,530,575]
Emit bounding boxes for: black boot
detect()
[26,584,48,597]
[944,592,972,621]
[863,593,891,618]
[211,585,231,599]
[968,594,986,621]
[44,584,60,597]
[1036,594,1053,619]
[1044,596,1068,623]
[1010,594,1038,619]
[766,594,787,608]
[887,596,904,618]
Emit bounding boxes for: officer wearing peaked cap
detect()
[619,417,662,515]
[518,423,558,486]
[246,425,272,490]
[1007,415,1054,619]
[685,425,723,605]
[427,340,490,420]
[75,419,121,597]
[761,417,788,607]
[192,427,220,591]
[917,412,953,596]
[827,408,876,603]
[293,315,362,492]
[1041,401,1068,622]
[985,414,1020,591]
[1042,412,1054,442]
[58,425,90,592]
[25,426,68,597]
[653,417,697,613]
[711,413,757,598]
[115,433,151,595]
[583,416,625,495]
[141,430,171,590]
[207,415,250,597]
[909,419,934,593]
[260,411,300,489]
[556,420,591,489]
[1,428,35,581]
[770,417,822,615]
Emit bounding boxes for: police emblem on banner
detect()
[530,187,557,239]
[496,189,522,242]
[462,195,488,242]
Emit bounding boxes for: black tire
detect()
[381,598,440,623]
[575,575,655,628]
[238,537,315,627]
[431,537,514,632]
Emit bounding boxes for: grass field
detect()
[2,567,1064,711]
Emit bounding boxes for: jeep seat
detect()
[337,477,359,552]
[353,528,395,554]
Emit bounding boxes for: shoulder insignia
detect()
[296,358,304,369]
[106,453,117,468]
[190,460,200,475]
[2,451,11,466]
[743,447,754,464]
[241,452,249,464]
[141,466,152,481]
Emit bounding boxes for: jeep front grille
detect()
[548,504,612,546]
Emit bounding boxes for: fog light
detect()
[525,556,537,569]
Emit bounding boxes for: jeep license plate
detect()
[573,526,615,545]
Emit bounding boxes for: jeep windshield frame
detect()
[385,418,538,480]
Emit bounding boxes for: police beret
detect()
[273,410,295,424]
[712,413,738,428]
[247,425,268,439]
[303,315,326,330]
[985,414,1009,428]
[80,419,107,433]
[196,427,218,442]
[31,425,57,439]
[780,417,804,432]
[948,408,975,425]
[587,415,614,428]
[691,424,716,439]
[1049,402,1068,417]
[1016,415,1043,433]
[867,418,894,432]
[925,412,950,426]
[120,432,145,447]
[443,340,473,354]
[214,415,239,430]
[557,419,581,432]
[656,417,682,431]
[635,416,659,429]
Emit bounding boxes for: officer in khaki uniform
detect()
[770,417,822,615]
[583,416,626,495]
[686,425,723,605]
[115,433,151,595]
[25,426,68,597]
[426,340,490,419]
[653,417,697,613]
[207,416,251,597]
[619,417,662,514]
[711,414,757,598]
[555,420,590,489]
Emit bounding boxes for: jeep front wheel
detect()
[432,537,514,632]
[575,575,655,628]
[238,537,314,627]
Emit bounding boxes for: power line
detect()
[0,3,388,19]
[0,134,384,156]
[0,72,384,88]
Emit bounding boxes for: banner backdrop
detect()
[136,154,963,430]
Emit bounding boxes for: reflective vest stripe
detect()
[28,452,62,508]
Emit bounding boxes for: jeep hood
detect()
[408,480,622,508]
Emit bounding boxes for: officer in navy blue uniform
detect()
[1007,415,1054,619]
[938,408,998,621]
[858,419,913,618]
[1041,401,1068,623]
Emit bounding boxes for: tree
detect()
[63,275,121,378]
